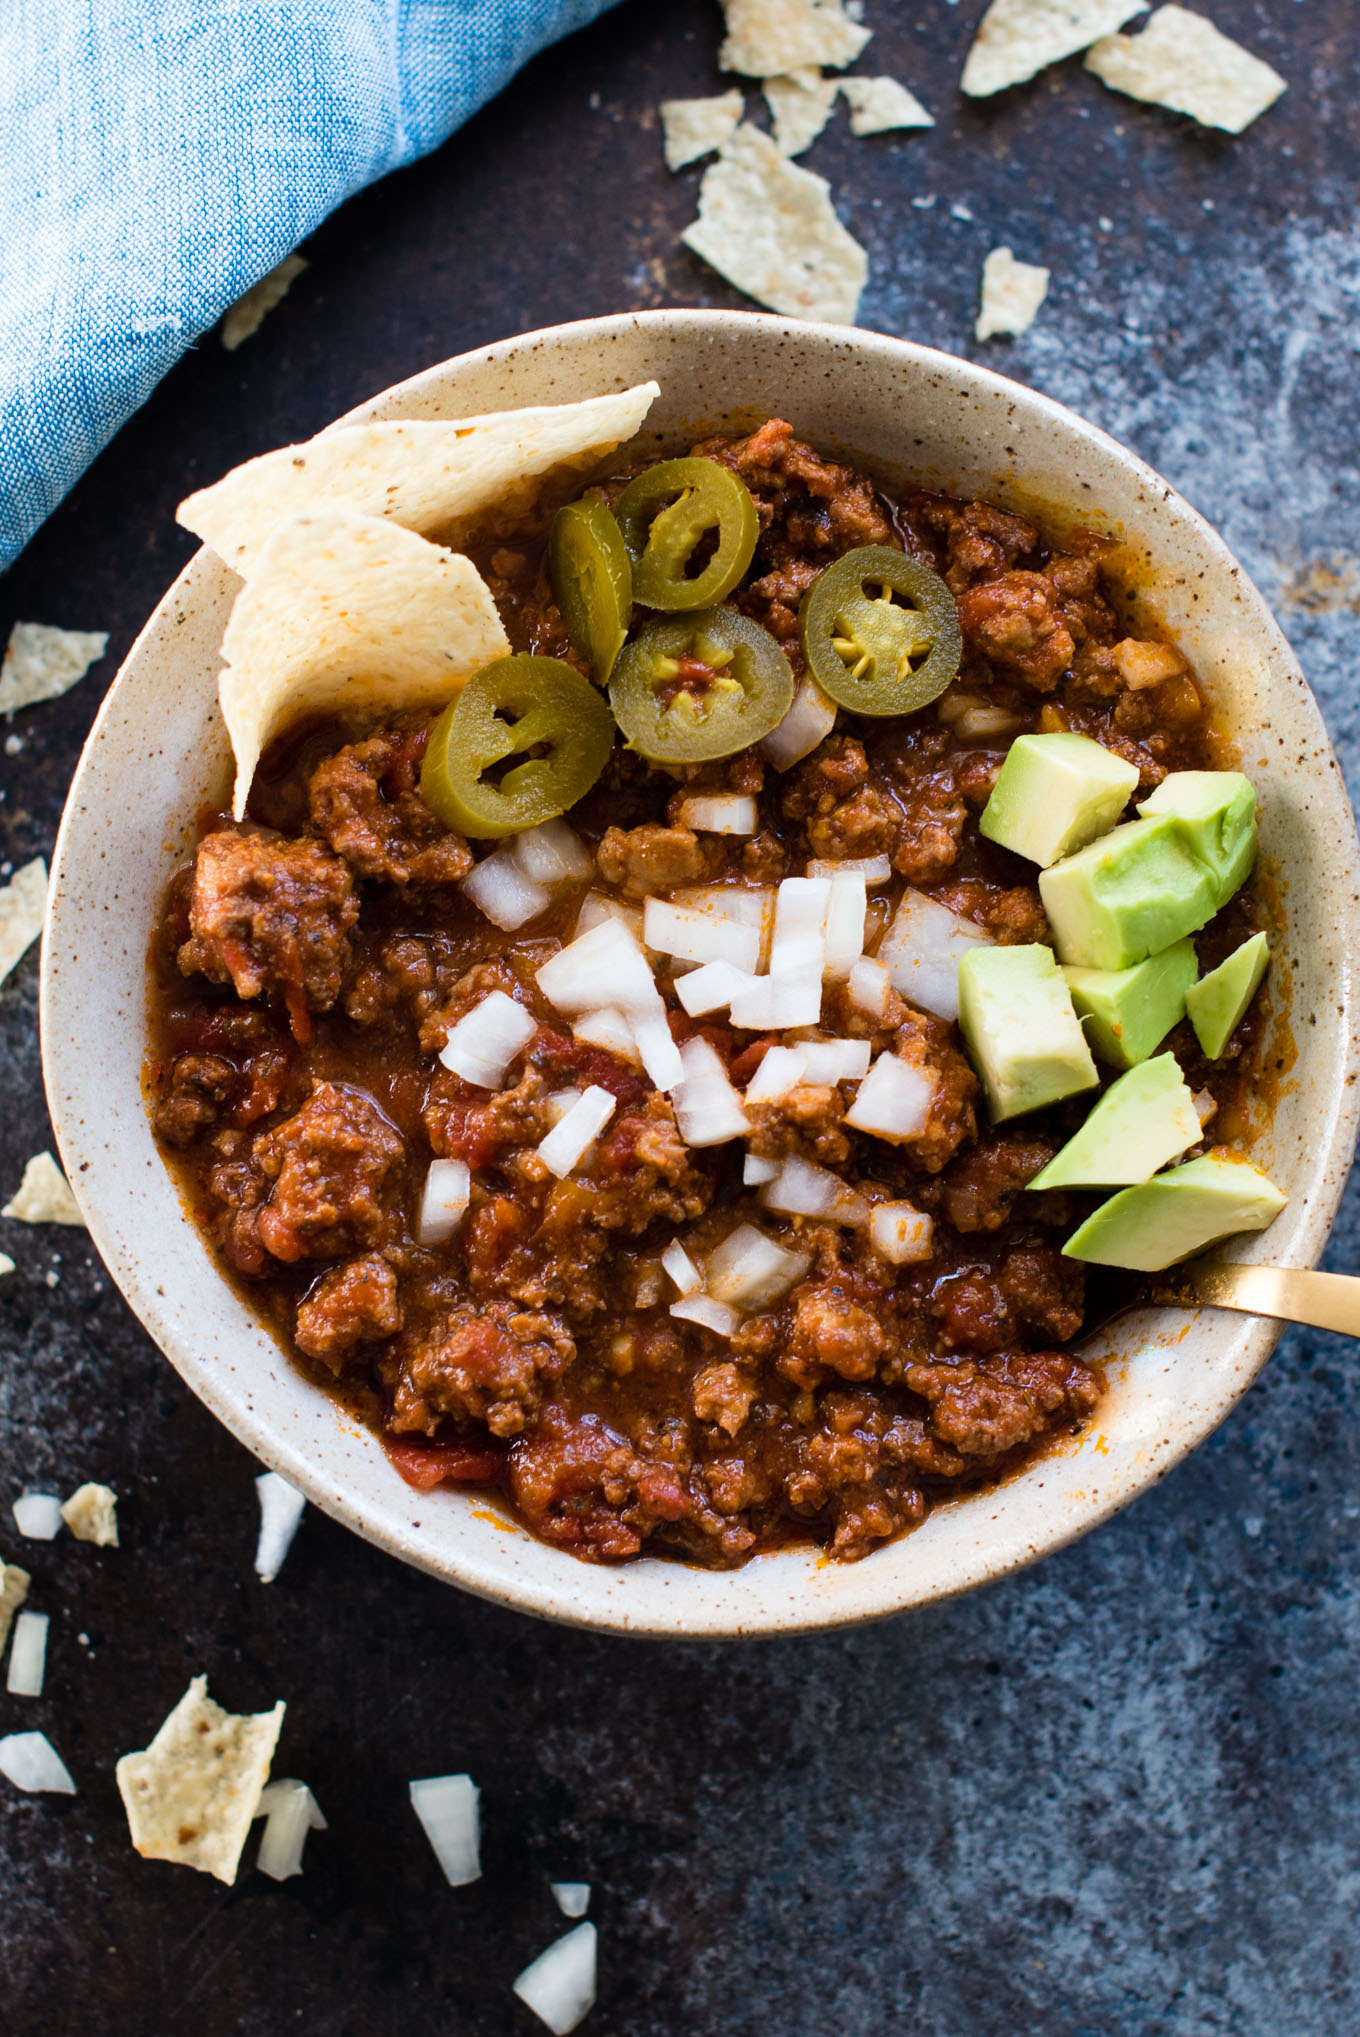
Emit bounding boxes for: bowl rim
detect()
[40,307,1360,1638]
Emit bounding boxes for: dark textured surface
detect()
[3,4,1358,2032]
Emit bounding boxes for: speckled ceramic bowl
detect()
[41,310,1360,1638]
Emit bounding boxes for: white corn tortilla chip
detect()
[840,75,934,134]
[682,125,867,326]
[116,1677,285,1885]
[1085,6,1285,132]
[61,1483,119,1547]
[976,247,1051,339]
[4,1152,84,1227]
[178,384,659,578]
[0,1561,30,1654]
[962,0,1145,96]
[0,858,48,990]
[720,0,871,77]
[220,508,510,818]
[0,623,108,713]
[660,91,745,169]
[764,70,839,155]
[221,255,308,352]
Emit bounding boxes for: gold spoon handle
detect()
[1155,1262,1360,1338]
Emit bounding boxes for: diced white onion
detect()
[770,876,830,975]
[574,891,645,945]
[644,898,762,974]
[671,1037,751,1147]
[807,854,893,887]
[410,1773,481,1886]
[669,1293,742,1337]
[673,885,776,965]
[12,1493,63,1540]
[254,1471,306,1583]
[440,991,538,1087]
[742,1152,780,1186]
[876,888,995,1023]
[661,1240,704,1296]
[571,1008,640,1064]
[417,1157,472,1246]
[761,673,838,769]
[631,1008,686,1091]
[869,1203,935,1266]
[823,870,867,980]
[674,958,754,1017]
[743,1044,809,1105]
[544,1090,584,1126]
[729,964,823,1031]
[537,919,659,1015]
[461,850,553,931]
[705,1224,811,1311]
[512,1921,598,2036]
[1193,1088,1218,1128]
[798,1038,872,1085]
[6,1610,48,1697]
[511,820,593,888]
[551,1882,592,1919]
[846,1053,938,1142]
[536,1085,617,1178]
[955,701,1023,741]
[847,956,891,1021]
[0,1730,75,1794]
[675,793,759,835]
[254,1777,327,1881]
[761,1157,868,1226]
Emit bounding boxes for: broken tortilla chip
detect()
[61,1483,119,1547]
[4,1152,84,1227]
[764,69,839,155]
[221,255,309,352]
[660,90,745,169]
[0,858,48,990]
[976,247,1051,340]
[220,508,510,819]
[178,384,659,579]
[0,623,108,714]
[0,1561,30,1655]
[720,0,871,77]
[1085,5,1285,133]
[116,1677,285,1885]
[839,75,934,134]
[962,0,1145,97]
[682,125,867,326]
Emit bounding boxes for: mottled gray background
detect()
[2,3,1357,2033]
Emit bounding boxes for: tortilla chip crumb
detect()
[0,858,48,992]
[0,623,108,714]
[1085,5,1285,133]
[660,91,745,169]
[3,1152,84,1228]
[976,247,1051,340]
[61,1483,119,1547]
[115,1677,285,1884]
[0,1561,30,1654]
[682,125,867,326]
[720,0,871,78]
[962,0,1145,98]
[221,256,308,352]
[839,75,934,134]
[764,69,839,155]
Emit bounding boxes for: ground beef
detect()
[154,1053,237,1146]
[252,1082,406,1263]
[595,823,723,897]
[178,829,358,1039]
[309,732,472,886]
[296,1254,403,1368]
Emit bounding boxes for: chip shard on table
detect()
[976,247,1051,340]
[961,0,1146,96]
[719,0,872,77]
[1085,4,1286,133]
[3,1151,84,1227]
[115,1676,285,1884]
[220,254,308,351]
[0,622,108,714]
[659,90,745,169]
[0,856,49,991]
[61,1482,119,1546]
[764,69,838,155]
[839,75,934,134]
[682,124,867,325]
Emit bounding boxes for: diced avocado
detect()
[1138,771,1256,906]
[1062,1153,1286,1270]
[957,943,1098,1122]
[1062,938,1199,1069]
[1185,931,1270,1059]
[1038,814,1219,972]
[979,732,1139,868]
[1029,1054,1201,1190]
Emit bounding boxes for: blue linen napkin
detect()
[0,0,623,574]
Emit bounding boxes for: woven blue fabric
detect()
[0,0,621,572]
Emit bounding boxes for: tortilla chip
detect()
[61,1483,119,1547]
[220,509,510,818]
[976,247,1051,341]
[0,623,108,714]
[682,125,867,325]
[1086,5,1285,132]
[720,0,871,77]
[178,384,660,578]
[221,255,308,352]
[764,69,839,155]
[962,0,1145,96]
[4,1152,84,1227]
[0,1561,30,1655]
[116,1677,285,1885]
[840,75,934,134]
[660,91,745,169]
[0,858,48,990]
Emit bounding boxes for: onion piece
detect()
[574,891,645,945]
[512,1921,598,2036]
[761,1158,868,1227]
[770,876,830,975]
[798,1039,872,1085]
[729,964,823,1031]
[254,1471,306,1583]
[461,850,553,931]
[742,1152,779,1186]
[0,1730,75,1794]
[671,884,775,965]
[551,1881,592,1918]
[571,1008,640,1065]
[669,1293,742,1337]
[845,1054,938,1142]
[761,673,838,769]
[254,1778,327,1881]
[876,889,994,1024]
[661,1240,704,1296]
[706,1224,811,1310]
[743,1044,809,1105]
[439,991,538,1087]
[6,1610,48,1696]
[869,1203,935,1266]
[11,1493,63,1541]
[847,956,891,1021]
[643,898,761,973]
[1193,1088,1218,1128]
[630,1009,685,1092]
[823,871,867,980]
[671,1037,750,1147]
[673,958,753,1018]
[410,1772,481,1886]
[536,1086,617,1178]
[417,1157,472,1246]
[537,919,659,1015]
[675,793,759,835]
[807,854,893,887]
[544,1090,584,1127]
[511,820,593,888]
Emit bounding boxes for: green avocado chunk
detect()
[1061,1153,1286,1270]
[1038,814,1219,972]
[1062,938,1199,1069]
[979,732,1139,868]
[1185,931,1270,1059]
[957,943,1098,1122]
[1138,771,1257,905]
[1029,1054,1202,1190]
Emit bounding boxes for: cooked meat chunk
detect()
[943,1132,1055,1233]
[252,1082,405,1263]
[391,1304,574,1439]
[595,823,723,898]
[296,1254,403,1368]
[309,732,472,886]
[906,1349,1100,1457]
[956,571,1075,691]
[154,1053,236,1146]
[178,829,357,1039]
